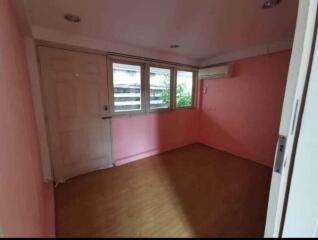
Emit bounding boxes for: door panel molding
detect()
[38,46,114,182]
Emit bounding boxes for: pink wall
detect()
[198,51,291,167]
[112,110,199,165]
[112,52,290,168]
[0,0,290,235]
[0,0,54,237]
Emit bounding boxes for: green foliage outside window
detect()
[176,83,192,107]
[160,75,192,107]
[161,77,170,105]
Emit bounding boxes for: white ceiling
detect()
[22,0,298,64]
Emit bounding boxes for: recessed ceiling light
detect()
[170,44,180,49]
[262,0,281,9]
[64,14,81,23]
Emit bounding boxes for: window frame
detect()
[107,55,198,116]
[108,58,146,116]
[174,68,198,110]
[147,64,174,113]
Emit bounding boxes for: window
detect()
[149,67,171,110]
[176,70,194,108]
[109,57,197,115]
[112,62,142,112]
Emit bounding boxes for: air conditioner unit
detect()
[199,64,233,80]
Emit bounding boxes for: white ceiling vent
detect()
[199,64,233,80]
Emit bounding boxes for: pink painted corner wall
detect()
[112,110,199,165]
[112,52,290,168]
[198,51,291,167]
[0,0,55,237]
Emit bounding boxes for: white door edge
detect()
[265,0,318,237]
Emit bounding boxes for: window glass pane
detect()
[176,70,193,108]
[149,67,171,109]
[112,63,141,112]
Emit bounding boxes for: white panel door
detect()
[283,27,318,238]
[38,46,113,182]
[265,0,318,237]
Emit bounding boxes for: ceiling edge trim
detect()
[199,39,294,67]
[31,25,200,66]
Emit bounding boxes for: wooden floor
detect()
[55,144,272,237]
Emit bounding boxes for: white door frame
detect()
[265,0,318,237]
[282,23,318,237]
[24,40,115,182]
[24,38,53,182]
